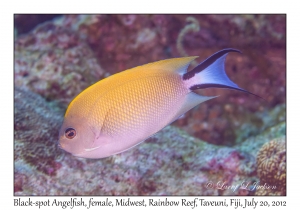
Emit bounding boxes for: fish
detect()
[58,48,256,159]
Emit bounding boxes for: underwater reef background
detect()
[14,14,286,195]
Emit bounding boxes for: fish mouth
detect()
[57,141,65,151]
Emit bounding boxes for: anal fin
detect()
[170,92,216,123]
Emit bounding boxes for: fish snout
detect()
[57,141,64,150]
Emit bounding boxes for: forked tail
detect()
[183,48,261,98]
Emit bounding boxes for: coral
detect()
[176,16,200,67]
[13,15,286,196]
[15,21,106,108]
[14,87,64,178]
[255,137,286,195]
[14,14,61,35]
[52,15,166,75]
[129,28,158,52]
[235,104,286,144]
[235,122,286,158]
[50,14,285,146]
[254,187,284,196]
[117,14,137,27]
[14,85,286,195]
[15,102,255,195]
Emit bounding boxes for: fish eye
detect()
[65,127,76,139]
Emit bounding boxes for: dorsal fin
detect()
[139,56,198,75]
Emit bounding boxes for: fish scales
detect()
[59,49,257,159]
[99,74,187,136]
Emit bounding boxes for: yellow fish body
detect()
[58,49,252,159]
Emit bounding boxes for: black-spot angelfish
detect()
[58,49,256,159]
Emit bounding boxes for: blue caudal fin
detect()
[183,49,261,98]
